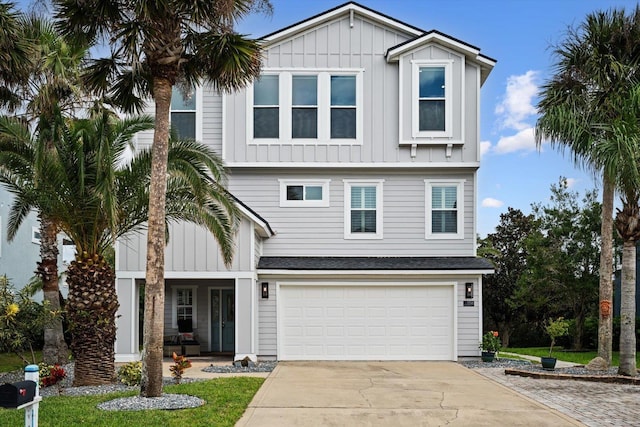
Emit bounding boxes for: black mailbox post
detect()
[0,380,37,408]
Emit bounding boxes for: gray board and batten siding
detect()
[222,12,482,165]
[228,169,476,257]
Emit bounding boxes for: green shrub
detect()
[117,361,142,386]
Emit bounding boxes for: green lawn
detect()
[0,377,263,427]
[505,347,640,366]
[0,351,43,373]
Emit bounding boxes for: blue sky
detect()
[235,0,633,236]
[15,0,633,236]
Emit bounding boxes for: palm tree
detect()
[53,0,269,396]
[0,1,31,111]
[6,15,91,365]
[535,7,640,368]
[0,108,238,385]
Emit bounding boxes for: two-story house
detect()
[114,2,495,363]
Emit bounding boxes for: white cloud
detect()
[495,70,539,131]
[482,198,504,208]
[480,140,492,157]
[494,127,540,154]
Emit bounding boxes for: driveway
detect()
[236,361,583,426]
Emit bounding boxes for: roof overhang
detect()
[257,256,494,274]
[386,31,496,85]
[230,194,275,238]
[261,1,423,47]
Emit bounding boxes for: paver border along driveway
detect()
[236,362,583,426]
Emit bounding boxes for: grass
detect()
[0,351,43,373]
[0,377,264,427]
[505,347,640,366]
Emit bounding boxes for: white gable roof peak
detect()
[386,30,497,84]
[262,1,424,46]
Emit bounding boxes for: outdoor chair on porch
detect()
[178,319,201,356]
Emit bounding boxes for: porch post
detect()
[115,277,140,362]
[234,277,257,362]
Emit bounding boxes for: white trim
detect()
[343,179,384,240]
[234,353,257,362]
[412,60,453,139]
[116,271,257,279]
[473,171,478,255]
[235,203,274,238]
[234,280,238,355]
[263,3,423,46]
[0,216,2,258]
[226,161,480,169]
[387,32,482,62]
[247,69,364,146]
[258,269,493,277]
[171,285,198,329]
[276,280,458,361]
[279,179,330,207]
[425,179,465,240]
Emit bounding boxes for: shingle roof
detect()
[257,256,494,271]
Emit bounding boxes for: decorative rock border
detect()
[504,368,640,384]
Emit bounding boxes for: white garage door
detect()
[278,284,454,360]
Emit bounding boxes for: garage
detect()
[278,283,455,361]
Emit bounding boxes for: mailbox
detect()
[0,380,37,408]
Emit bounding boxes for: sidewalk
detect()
[499,352,581,368]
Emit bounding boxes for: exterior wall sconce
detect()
[465,282,473,299]
[261,282,269,299]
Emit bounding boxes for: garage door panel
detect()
[279,284,454,360]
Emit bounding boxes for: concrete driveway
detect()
[236,361,583,427]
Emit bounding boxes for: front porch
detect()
[114,275,259,363]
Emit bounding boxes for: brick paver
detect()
[475,367,640,427]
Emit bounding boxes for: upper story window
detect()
[32,227,41,244]
[344,180,383,239]
[253,75,279,138]
[425,179,464,239]
[170,88,201,140]
[412,60,452,138]
[250,70,363,145]
[331,76,356,139]
[292,75,318,138]
[279,179,330,207]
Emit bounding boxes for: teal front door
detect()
[210,289,235,352]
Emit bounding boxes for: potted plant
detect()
[479,330,501,362]
[541,317,570,370]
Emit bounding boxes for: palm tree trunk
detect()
[618,239,637,376]
[140,76,172,398]
[66,254,118,386]
[597,175,614,365]
[36,214,69,365]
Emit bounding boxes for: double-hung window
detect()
[412,60,452,138]
[292,75,318,138]
[330,75,357,139]
[279,179,330,207]
[173,287,197,328]
[253,75,279,138]
[251,70,362,144]
[425,180,464,239]
[170,90,198,139]
[344,180,383,239]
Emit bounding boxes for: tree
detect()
[521,179,600,348]
[0,109,238,385]
[535,7,640,366]
[1,15,92,365]
[479,208,538,347]
[53,0,269,396]
[0,1,31,110]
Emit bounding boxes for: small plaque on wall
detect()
[463,301,475,307]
